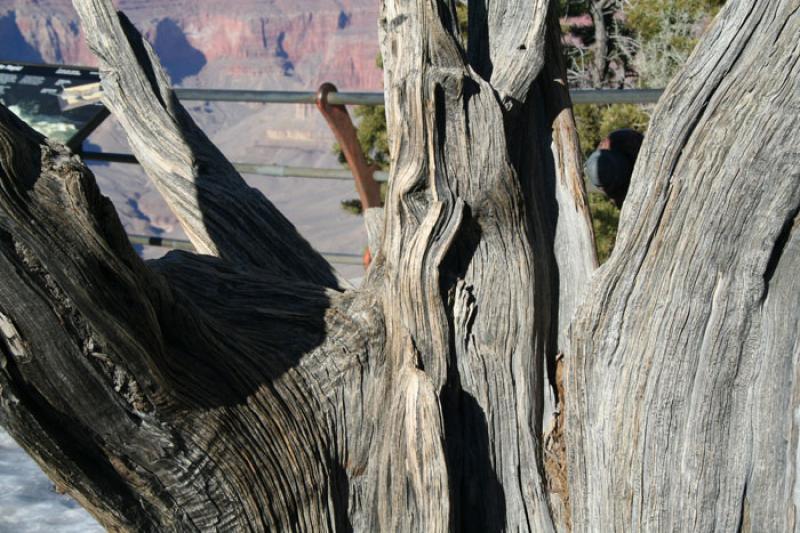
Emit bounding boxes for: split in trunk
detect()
[1,0,798,531]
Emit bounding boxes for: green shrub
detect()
[626,0,723,42]
[588,192,620,264]
[625,0,722,87]
[574,103,650,157]
[574,103,649,262]
[340,198,364,215]
[345,104,389,170]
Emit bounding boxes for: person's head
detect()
[584,128,644,207]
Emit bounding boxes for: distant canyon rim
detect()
[0,0,385,278]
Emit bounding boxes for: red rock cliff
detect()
[0,0,383,90]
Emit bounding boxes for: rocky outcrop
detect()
[1,6,95,66]
[0,13,44,62]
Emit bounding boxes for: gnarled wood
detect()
[373,0,594,529]
[5,0,797,530]
[567,0,800,529]
[467,0,549,108]
[0,0,600,528]
[1,0,597,526]
[0,102,382,531]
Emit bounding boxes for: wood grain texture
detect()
[372,0,594,530]
[364,206,385,254]
[467,0,549,108]
[567,0,800,530]
[6,0,798,529]
[0,0,600,530]
[0,102,383,531]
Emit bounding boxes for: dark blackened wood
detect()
[0,102,382,531]
[1,0,600,529]
[5,0,796,530]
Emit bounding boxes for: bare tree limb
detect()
[468,0,551,107]
[71,0,341,287]
[589,0,609,87]
[12,0,796,530]
[0,101,382,531]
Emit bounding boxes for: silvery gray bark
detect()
[1,0,796,530]
[568,0,800,530]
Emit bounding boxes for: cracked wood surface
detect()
[371,0,595,529]
[0,103,380,531]
[3,0,798,530]
[567,0,800,530]
[0,0,595,529]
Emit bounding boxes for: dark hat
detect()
[585,149,633,193]
[606,128,644,162]
[585,129,644,206]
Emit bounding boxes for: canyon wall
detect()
[0,0,382,278]
[0,0,383,90]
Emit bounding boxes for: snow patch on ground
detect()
[0,428,102,532]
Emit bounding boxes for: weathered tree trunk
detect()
[588,0,610,87]
[567,0,800,530]
[0,97,380,530]
[0,0,797,531]
[1,0,594,530]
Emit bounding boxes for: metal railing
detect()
[82,151,391,182]
[127,235,364,265]
[76,87,662,182]
[169,88,663,106]
[1,60,664,265]
[67,85,663,262]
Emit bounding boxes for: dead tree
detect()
[567,0,800,530]
[588,0,612,87]
[0,0,796,531]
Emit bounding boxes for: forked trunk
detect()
[0,0,593,530]
[0,0,798,531]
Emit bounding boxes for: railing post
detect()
[316,82,383,267]
[66,106,110,152]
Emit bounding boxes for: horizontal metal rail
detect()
[11,59,662,107]
[24,60,657,268]
[77,83,659,262]
[570,88,663,105]
[64,86,665,108]
[173,88,663,106]
[81,151,390,182]
[71,84,663,184]
[127,234,364,265]
[175,89,385,106]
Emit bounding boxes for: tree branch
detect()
[0,103,178,529]
[468,0,551,108]
[589,0,609,87]
[71,0,341,287]
[0,103,381,531]
[568,0,800,529]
